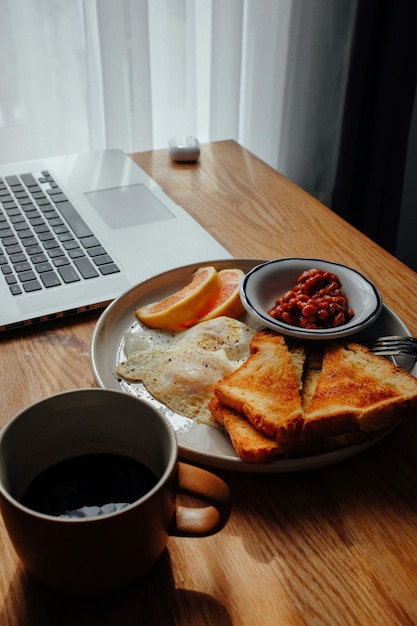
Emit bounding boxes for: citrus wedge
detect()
[195,268,246,323]
[135,266,221,329]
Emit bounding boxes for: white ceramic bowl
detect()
[240,258,383,340]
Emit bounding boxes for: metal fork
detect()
[361,335,417,357]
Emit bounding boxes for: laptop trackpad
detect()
[84,184,175,229]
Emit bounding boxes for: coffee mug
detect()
[0,389,231,596]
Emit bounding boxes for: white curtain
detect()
[0,0,356,202]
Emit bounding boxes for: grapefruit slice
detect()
[191,268,245,324]
[135,266,221,329]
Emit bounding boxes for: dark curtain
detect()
[331,0,417,254]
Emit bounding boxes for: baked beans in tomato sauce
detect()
[268,268,354,329]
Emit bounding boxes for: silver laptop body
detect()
[0,149,230,331]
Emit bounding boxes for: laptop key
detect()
[48,216,63,226]
[48,248,66,259]
[99,263,120,276]
[15,229,33,242]
[20,173,38,187]
[21,236,39,247]
[25,209,41,219]
[5,175,20,187]
[74,257,99,279]
[68,248,85,259]
[43,211,60,221]
[29,216,45,226]
[38,231,55,242]
[2,202,17,210]
[4,208,21,217]
[23,280,42,292]
[87,246,107,257]
[0,228,14,238]
[35,262,54,273]
[63,241,80,251]
[34,223,49,234]
[7,244,23,254]
[43,239,60,250]
[26,245,43,255]
[10,284,22,295]
[81,236,100,249]
[0,194,13,203]
[14,222,30,232]
[57,201,93,238]
[53,257,70,266]
[20,202,36,212]
[17,197,33,206]
[53,224,69,234]
[93,254,113,266]
[3,236,18,246]
[30,253,48,264]
[9,253,27,264]
[58,232,74,243]
[36,198,52,207]
[58,265,80,283]
[18,270,37,282]
[40,271,61,288]
[10,214,25,224]
[14,261,31,273]
[50,193,67,203]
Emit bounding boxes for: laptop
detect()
[0,149,230,331]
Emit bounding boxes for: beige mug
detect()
[0,389,230,596]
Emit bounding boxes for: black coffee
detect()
[21,453,158,518]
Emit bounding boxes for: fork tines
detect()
[361,335,417,357]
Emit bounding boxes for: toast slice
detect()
[209,397,281,463]
[301,341,417,440]
[213,330,306,446]
[212,331,417,463]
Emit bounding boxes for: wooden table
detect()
[1,140,417,625]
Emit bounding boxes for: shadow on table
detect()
[219,417,417,565]
[1,550,233,626]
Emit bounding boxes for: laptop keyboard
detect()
[0,171,120,296]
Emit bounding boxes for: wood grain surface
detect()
[1,140,417,625]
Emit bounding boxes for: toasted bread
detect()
[209,397,281,463]
[301,341,417,439]
[213,330,305,445]
[211,331,417,463]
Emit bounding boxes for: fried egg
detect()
[116,316,256,425]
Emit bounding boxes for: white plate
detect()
[90,259,415,473]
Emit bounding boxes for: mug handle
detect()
[172,462,231,537]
